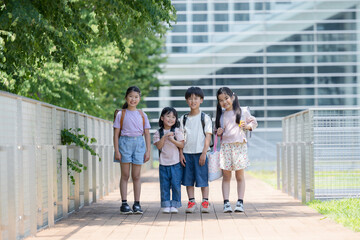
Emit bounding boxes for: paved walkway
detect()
[26,169,359,240]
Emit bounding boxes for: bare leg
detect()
[235,169,245,199]
[120,163,131,201]
[132,164,142,201]
[186,186,195,199]
[201,186,209,199]
[222,170,232,200]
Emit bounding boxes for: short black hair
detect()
[185,86,204,99]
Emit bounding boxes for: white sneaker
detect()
[170,207,178,213]
[234,201,244,212]
[162,207,171,213]
[223,202,232,213]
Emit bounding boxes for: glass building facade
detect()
[144,0,360,169]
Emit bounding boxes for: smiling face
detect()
[186,94,203,110]
[125,91,140,108]
[217,93,234,111]
[161,111,177,129]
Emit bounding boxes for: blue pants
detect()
[159,163,183,208]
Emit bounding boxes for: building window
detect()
[193,3,207,11]
[193,14,208,22]
[234,3,249,11]
[193,25,208,32]
[214,3,228,11]
[214,24,228,32]
[193,36,208,43]
[215,14,228,21]
[173,4,186,11]
[234,14,250,21]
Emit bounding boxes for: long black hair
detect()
[122,86,141,109]
[215,87,242,129]
[158,107,179,129]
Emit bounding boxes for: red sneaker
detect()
[185,201,197,213]
[201,200,210,213]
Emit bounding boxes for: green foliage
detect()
[61,128,100,185]
[0,0,176,119]
[307,198,360,232]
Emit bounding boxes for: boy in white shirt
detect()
[180,87,212,213]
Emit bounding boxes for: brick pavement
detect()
[26,169,360,240]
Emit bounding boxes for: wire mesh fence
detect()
[277,108,360,202]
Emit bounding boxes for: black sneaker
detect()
[120,204,133,215]
[132,204,143,214]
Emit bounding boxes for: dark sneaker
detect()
[120,204,133,215]
[234,201,244,212]
[132,204,143,214]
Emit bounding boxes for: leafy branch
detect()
[61,128,101,185]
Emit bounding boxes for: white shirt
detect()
[179,112,212,154]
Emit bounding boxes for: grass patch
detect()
[247,170,277,189]
[307,198,360,232]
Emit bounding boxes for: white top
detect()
[221,107,258,144]
[179,112,212,154]
[153,128,184,166]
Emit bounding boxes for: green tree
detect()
[0,0,175,119]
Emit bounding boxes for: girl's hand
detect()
[164,132,174,138]
[144,150,150,162]
[239,121,246,129]
[180,153,186,167]
[217,128,224,136]
[199,153,206,166]
[115,151,122,161]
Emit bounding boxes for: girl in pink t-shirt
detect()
[215,87,258,214]
[153,107,184,214]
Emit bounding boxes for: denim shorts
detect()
[182,153,209,187]
[114,136,146,165]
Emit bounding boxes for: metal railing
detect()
[0,91,121,240]
[277,108,360,203]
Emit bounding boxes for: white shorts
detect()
[220,142,250,171]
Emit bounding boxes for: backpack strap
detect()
[201,112,206,137]
[182,113,189,127]
[138,110,146,132]
[119,109,126,135]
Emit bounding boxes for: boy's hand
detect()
[180,153,186,167]
[144,150,150,162]
[217,128,224,136]
[199,153,206,166]
[115,151,122,162]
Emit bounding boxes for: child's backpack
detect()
[158,126,177,157]
[113,109,145,135]
[183,112,214,147]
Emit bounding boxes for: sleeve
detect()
[143,112,151,129]
[204,114,213,134]
[175,128,184,141]
[113,111,122,128]
[245,109,258,131]
[153,130,160,144]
